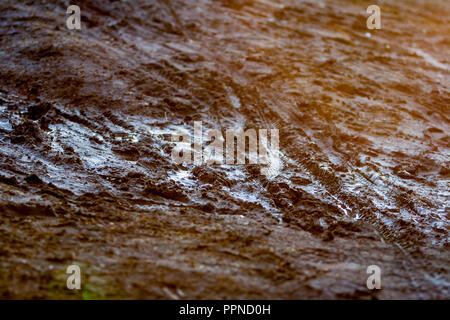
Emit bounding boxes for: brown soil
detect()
[0,0,449,299]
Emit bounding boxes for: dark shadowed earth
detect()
[0,0,449,299]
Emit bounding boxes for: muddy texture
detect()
[0,0,449,299]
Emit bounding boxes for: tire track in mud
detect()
[279,124,447,296]
[0,0,449,298]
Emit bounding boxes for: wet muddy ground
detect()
[0,0,449,299]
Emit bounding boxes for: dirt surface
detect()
[0,0,449,299]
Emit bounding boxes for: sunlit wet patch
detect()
[329,195,351,217]
[223,166,247,180]
[129,117,193,141]
[411,48,450,71]
[113,133,139,143]
[47,118,129,172]
[0,117,12,131]
[227,187,282,222]
[224,85,241,109]
[257,143,284,179]
[169,169,196,188]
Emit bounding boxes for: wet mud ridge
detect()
[0,0,449,299]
